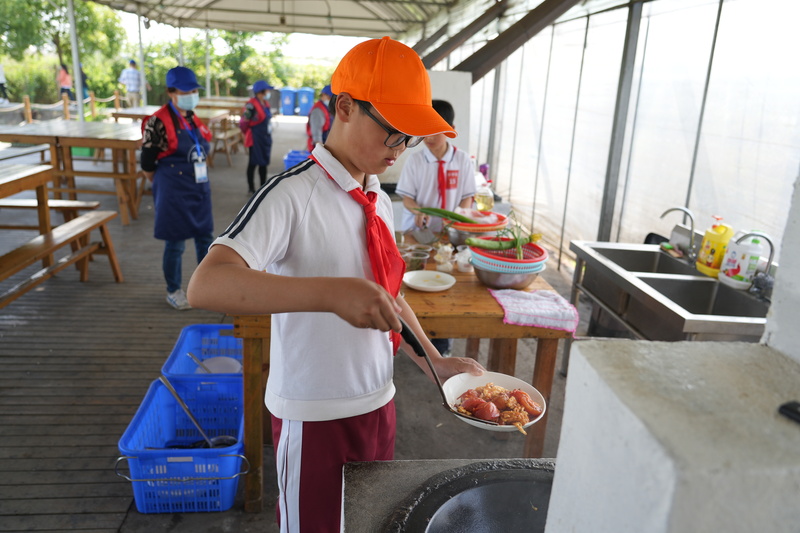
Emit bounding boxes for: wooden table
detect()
[196,101,243,115]
[0,163,54,267]
[201,96,250,103]
[0,122,142,225]
[111,106,230,124]
[231,256,572,512]
[0,163,53,234]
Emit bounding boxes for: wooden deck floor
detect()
[0,117,580,532]
[0,146,255,532]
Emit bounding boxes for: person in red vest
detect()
[240,80,274,194]
[139,66,214,310]
[306,84,333,151]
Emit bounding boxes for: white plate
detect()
[195,356,243,374]
[442,371,547,432]
[403,271,456,292]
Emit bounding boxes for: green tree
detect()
[0,0,124,64]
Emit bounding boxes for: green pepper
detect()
[415,207,479,224]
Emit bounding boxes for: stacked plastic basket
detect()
[469,239,549,275]
[116,325,247,513]
[468,238,549,289]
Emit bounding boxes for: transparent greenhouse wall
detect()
[467,0,800,268]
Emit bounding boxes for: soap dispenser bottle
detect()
[695,215,734,278]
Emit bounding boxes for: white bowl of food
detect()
[442,371,546,433]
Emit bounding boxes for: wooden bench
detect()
[209,126,242,167]
[0,210,124,309]
[0,198,100,229]
[0,144,50,164]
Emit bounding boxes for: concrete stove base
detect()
[546,339,800,533]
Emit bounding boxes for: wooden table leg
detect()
[487,339,517,375]
[35,184,53,268]
[465,338,480,360]
[114,177,131,226]
[61,148,77,201]
[243,337,264,513]
[524,337,559,458]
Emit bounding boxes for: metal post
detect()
[205,28,212,95]
[597,2,643,241]
[556,17,590,268]
[486,63,504,188]
[178,23,185,66]
[506,45,526,192]
[66,0,84,121]
[137,7,148,106]
[685,0,725,210]
[530,26,556,231]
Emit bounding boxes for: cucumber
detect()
[466,235,533,251]
[465,237,516,250]
[415,207,478,224]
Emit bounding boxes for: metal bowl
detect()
[472,263,543,290]
[447,227,497,247]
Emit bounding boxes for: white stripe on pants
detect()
[276,419,303,532]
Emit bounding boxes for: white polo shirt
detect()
[396,143,477,232]
[213,145,396,422]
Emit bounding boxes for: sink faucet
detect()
[660,207,697,262]
[737,232,775,301]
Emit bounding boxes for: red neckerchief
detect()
[311,155,405,353]
[437,159,446,209]
[435,146,456,209]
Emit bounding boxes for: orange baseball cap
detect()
[331,36,457,139]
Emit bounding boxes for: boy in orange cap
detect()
[187,37,484,532]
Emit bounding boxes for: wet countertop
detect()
[342,458,555,532]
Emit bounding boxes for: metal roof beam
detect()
[421,0,507,70]
[454,0,582,83]
[411,22,449,55]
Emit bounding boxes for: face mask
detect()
[176,92,199,111]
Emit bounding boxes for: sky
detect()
[117,11,367,64]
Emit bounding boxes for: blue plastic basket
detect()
[162,324,242,382]
[116,379,247,514]
[283,150,310,170]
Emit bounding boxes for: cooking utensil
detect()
[410,223,436,245]
[186,351,212,373]
[157,376,239,448]
[397,316,500,427]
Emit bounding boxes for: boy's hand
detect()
[329,278,402,332]
[414,212,430,229]
[432,356,485,381]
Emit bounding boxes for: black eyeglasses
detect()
[355,100,424,148]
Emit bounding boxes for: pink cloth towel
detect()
[488,289,579,333]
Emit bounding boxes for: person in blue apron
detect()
[240,80,274,194]
[139,66,214,310]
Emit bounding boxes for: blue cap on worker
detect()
[129,59,136,65]
[321,85,333,96]
[166,66,204,91]
[252,80,273,94]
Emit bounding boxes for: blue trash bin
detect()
[283,150,310,171]
[296,87,315,116]
[280,88,296,116]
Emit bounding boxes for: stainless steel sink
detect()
[595,247,700,276]
[570,241,769,342]
[640,276,769,318]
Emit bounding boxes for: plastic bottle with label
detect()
[474,181,495,212]
[719,233,763,289]
[695,215,735,278]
